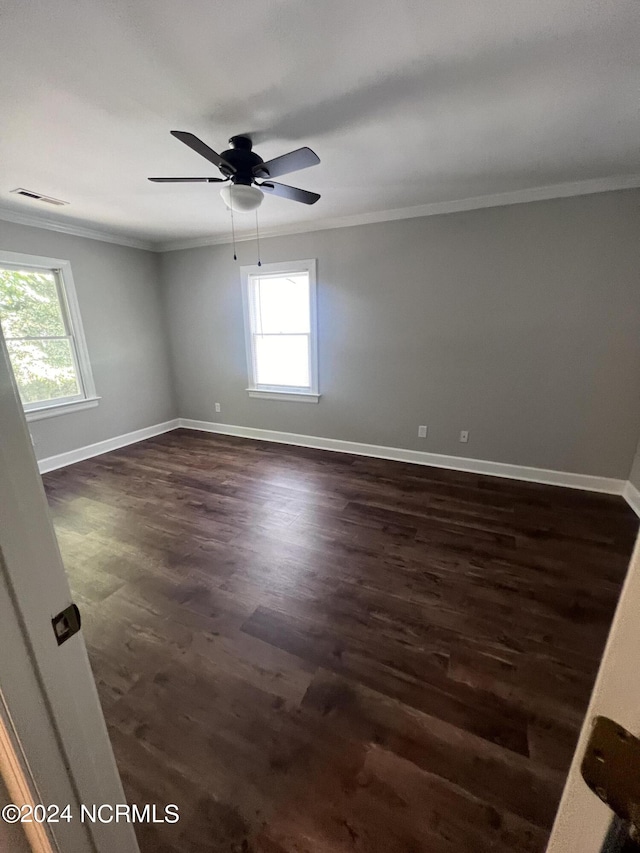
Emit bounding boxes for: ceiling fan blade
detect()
[170,131,236,174]
[148,177,227,182]
[253,147,320,179]
[258,181,320,205]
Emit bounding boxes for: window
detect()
[241,259,319,402]
[0,251,98,421]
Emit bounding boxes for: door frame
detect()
[0,330,139,852]
[547,534,640,852]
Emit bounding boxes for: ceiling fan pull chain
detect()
[230,206,237,261]
[255,210,262,267]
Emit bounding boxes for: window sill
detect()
[25,397,101,422]
[246,389,320,403]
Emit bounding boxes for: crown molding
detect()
[1,172,639,255]
[157,172,640,252]
[0,205,156,251]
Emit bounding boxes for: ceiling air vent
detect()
[10,188,69,206]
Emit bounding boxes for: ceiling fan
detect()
[149,131,321,212]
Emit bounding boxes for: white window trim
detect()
[240,259,320,401]
[25,396,100,422]
[0,250,99,420]
[246,389,320,403]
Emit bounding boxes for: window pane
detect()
[6,338,81,405]
[254,334,310,387]
[251,274,310,334]
[0,268,66,339]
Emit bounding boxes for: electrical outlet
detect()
[459,430,469,443]
[418,425,427,438]
[215,402,221,413]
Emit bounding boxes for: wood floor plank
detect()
[42,430,638,852]
[241,604,531,755]
[301,669,564,828]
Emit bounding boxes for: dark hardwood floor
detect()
[42,429,638,853]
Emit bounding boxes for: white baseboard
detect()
[37,416,636,503]
[37,419,180,473]
[623,481,640,517]
[178,418,626,495]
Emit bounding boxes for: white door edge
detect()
[546,534,640,852]
[0,331,139,853]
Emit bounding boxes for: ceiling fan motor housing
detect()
[221,136,268,184]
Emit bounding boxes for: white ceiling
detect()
[1,0,639,247]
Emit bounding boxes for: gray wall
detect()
[0,221,176,460]
[629,439,640,490]
[160,189,640,479]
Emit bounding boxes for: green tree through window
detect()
[0,267,82,405]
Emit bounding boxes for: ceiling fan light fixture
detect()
[219,184,264,212]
